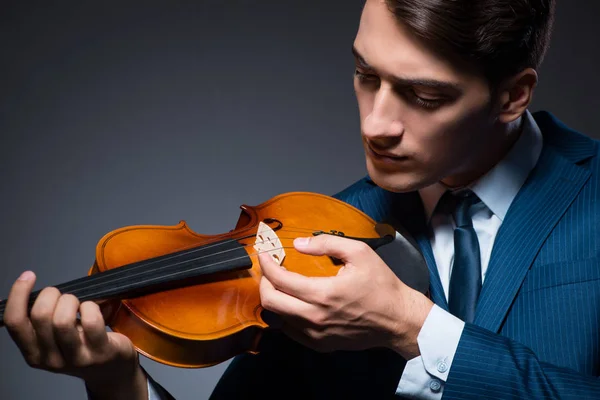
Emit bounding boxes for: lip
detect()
[366,143,407,162]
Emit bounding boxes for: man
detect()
[4,0,599,398]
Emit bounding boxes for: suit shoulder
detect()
[533,110,599,164]
[331,176,377,202]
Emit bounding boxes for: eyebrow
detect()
[352,46,463,93]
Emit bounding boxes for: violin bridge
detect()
[254,221,286,266]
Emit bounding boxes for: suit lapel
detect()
[413,228,448,310]
[473,145,591,332]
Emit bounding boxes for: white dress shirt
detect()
[395,110,544,398]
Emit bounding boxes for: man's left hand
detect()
[258,234,434,359]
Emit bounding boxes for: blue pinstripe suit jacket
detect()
[207,110,600,399]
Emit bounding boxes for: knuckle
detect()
[260,294,274,311]
[79,300,99,313]
[24,355,41,368]
[320,235,333,251]
[308,329,322,341]
[29,307,51,325]
[315,290,329,306]
[354,241,371,256]
[3,314,23,330]
[44,354,65,371]
[311,312,328,327]
[258,279,267,297]
[52,314,73,333]
[80,310,103,330]
[41,286,61,298]
[259,280,276,310]
[30,287,61,323]
[71,355,91,369]
[316,282,336,305]
[52,295,82,333]
[61,293,80,307]
[79,301,102,324]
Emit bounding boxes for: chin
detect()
[366,167,425,193]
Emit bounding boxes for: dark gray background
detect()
[1,1,598,399]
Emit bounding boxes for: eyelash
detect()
[354,69,444,110]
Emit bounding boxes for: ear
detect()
[494,68,538,123]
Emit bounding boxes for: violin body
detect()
[93,192,393,368]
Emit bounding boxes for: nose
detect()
[362,86,405,140]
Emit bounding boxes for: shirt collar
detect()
[419,109,543,222]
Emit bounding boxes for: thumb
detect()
[293,234,369,263]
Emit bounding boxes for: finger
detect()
[52,294,82,362]
[3,271,39,362]
[259,274,318,322]
[30,287,64,368]
[293,234,372,263]
[81,302,136,362]
[79,301,109,351]
[259,252,327,304]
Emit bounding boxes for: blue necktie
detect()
[441,190,482,323]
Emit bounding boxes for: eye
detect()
[354,69,379,85]
[406,89,445,110]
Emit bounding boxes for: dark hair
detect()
[384,0,556,87]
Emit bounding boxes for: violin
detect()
[0,191,428,368]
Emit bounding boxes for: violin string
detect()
[0,244,301,317]
[41,226,316,296]
[90,225,318,282]
[46,246,303,304]
[0,224,349,314]
[57,229,322,291]
[0,232,310,313]
[2,235,294,309]
[58,236,299,294]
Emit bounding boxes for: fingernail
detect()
[18,271,35,281]
[294,237,310,247]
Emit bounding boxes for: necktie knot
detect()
[437,190,481,228]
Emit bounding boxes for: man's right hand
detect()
[3,270,149,400]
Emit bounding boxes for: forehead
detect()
[354,0,477,83]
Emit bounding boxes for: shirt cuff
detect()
[396,304,465,398]
[85,366,169,400]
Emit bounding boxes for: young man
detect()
[4,0,600,398]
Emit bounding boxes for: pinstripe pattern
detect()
[473,145,591,332]
[442,111,600,398]
[444,323,600,399]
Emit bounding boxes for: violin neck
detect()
[0,238,252,327]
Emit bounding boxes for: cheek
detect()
[409,83,490,140]
[404,107,489,169]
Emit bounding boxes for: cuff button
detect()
[437,361,448,373]
[429,379,442,393]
